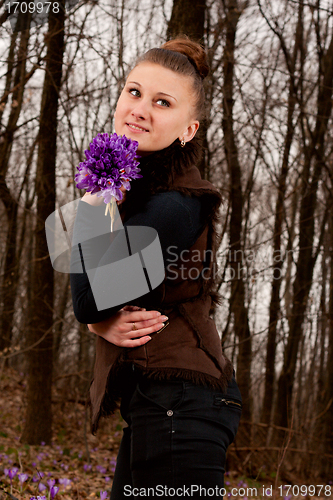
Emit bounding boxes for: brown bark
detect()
[0,14,31,352]
[321,211,333,476]
[261,1,304,426]
[166,0,205,43]
[222,0,252,423]
[21,1,66,445]
[273,32,333,431]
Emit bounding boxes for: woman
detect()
[70,38,242,499]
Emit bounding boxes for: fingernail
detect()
[161,316,168,321]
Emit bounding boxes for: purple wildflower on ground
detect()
[83,463,92,472]
[47,479,56,489]
[50,485,59,499]
[75,133,142,203]
[8,467,18,479]
[110,458,116,473]
[96,465,107,474]
[58,478,71,488]
[100,491,108,500]
[18,472,28,483]
[38,483,47,492]
[4,468,9,477]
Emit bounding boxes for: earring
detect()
[180,138,186,148]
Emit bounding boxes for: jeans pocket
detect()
[136,378,185,411]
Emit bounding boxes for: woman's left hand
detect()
[87,306,168,347]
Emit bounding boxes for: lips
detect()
[126,123,149,132]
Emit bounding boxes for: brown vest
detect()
[89,164,233,433]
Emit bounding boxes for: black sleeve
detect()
[70,191,205,324]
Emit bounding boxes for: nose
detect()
[131,99,149,120]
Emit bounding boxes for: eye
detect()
[129,88,140,97]
[156,98,170,107]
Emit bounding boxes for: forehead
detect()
[126,62,193,99]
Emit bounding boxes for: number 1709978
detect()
[278,485,332,497]
[6,2,60,14]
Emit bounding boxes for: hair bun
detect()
[161,38,209,80]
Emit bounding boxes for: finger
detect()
[122,336,152,348]
[126,310,164,323]
[125,322,166,339]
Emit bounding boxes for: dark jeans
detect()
[111,370,242,499]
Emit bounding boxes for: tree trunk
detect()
[0,13,31,352]
[261,1,304,426]
[21,0,65,445]
[166,0,205,43]
[273,32,333,432]
[222,0,252,424]
[320,211,333,476]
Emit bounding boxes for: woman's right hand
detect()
[87,306,168,347]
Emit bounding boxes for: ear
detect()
[179,121,200,143]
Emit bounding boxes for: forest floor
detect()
[0,367,331,500]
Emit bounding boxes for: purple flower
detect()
[39,483,47,492]
[8,467,18,479]
[59,478,71,488]
[96,465,107,474]
[75,133,142,203]
[83,463,92,472]
[4,468,9,477]
[100,491,108,500]
[47,479,56,489]
[105,477,111,482]
[18,472,29,484]
[50,485,59,499]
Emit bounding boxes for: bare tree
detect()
[221,0,252,427]
[21,0,66,445]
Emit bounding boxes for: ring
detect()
[132,322,137,331]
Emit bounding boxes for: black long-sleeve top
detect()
[70,191,205,324]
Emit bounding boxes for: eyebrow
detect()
[127,81,177,102]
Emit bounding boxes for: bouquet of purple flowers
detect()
[75,133,142,231]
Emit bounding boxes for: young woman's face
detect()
[114,62,199,156]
